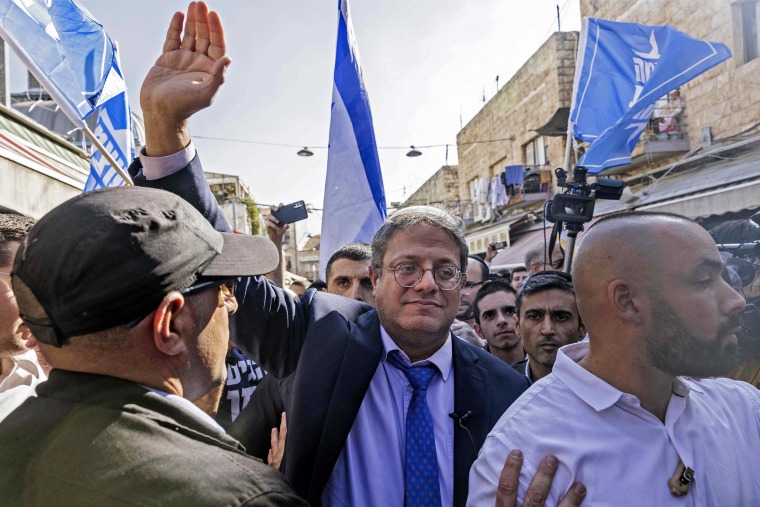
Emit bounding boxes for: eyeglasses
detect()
[384,263,463,291]
[125,277,237,328]
[462,280,484,294]
[548,258,565,270]
[0,271,11,275]
[181,278,236,297]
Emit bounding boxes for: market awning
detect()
[532,107,570,137]
[490,227,555,268]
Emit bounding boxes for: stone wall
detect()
[401,165,460,213]
[455,32,578,210]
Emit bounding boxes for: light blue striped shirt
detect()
[321,326,455,506]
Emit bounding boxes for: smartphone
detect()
[271,200,308,224]
[491,241,508,250]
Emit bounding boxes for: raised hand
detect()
[141,1,231,156]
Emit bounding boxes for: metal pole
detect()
[563,232,576,273]
[83,127,133,185]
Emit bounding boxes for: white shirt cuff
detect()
[138,141,196,180]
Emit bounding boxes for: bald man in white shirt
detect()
[469,211,760,506]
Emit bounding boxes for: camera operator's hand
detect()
[451,319,485,348]
[265,204,288,288]
[141,1,231,157]
[266,204,290,245]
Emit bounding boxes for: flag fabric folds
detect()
[569,18,731,173]
[84,54,133,191]
[0,0,131,190]
[320,0,387,278]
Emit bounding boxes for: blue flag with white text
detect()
[84,55,133,191]
[569,18,731,173]
[320,0,387,278]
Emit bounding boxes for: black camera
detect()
[719,242,760,348]
[546,166,625,228]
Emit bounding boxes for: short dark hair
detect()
[473,280,516,325]
[370,206,468,275]
[515,271,575,316]
[709,219,760,244]
[468,254,490,282]
[0,213,36,266]
[325,243,371,281]
[512,266,528,275]
[308,279,328,291]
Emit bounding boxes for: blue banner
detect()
[320,0,387,278]
[569,18,731,173]
[0,0,126,126]
[84,55,133,191]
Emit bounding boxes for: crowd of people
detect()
[1,2,760,506]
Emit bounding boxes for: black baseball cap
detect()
[13,186,279,346]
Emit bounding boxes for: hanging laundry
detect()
[505,165,525,186]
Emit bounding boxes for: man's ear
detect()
[609,279,644,325]
[577,321,587,341]
[152,292,189,356]
[513,315,522,338]
[369,267,379,292]
[473,322,484,339]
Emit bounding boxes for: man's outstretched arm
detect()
[141,0,230,157]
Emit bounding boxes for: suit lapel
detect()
[452,338,490,506]
[308,310,383,503]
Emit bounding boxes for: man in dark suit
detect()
[0,186,305,506]
[132,3,529,505]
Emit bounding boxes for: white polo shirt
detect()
[0,349,46,422]
[468,341,760,506]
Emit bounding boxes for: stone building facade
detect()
[400,165,460,214]
[455,31,579,255]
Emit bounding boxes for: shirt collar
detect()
[554,341,697,411]
[1,349,45,381]
[142,386,226,433]
[553,342,623,411]
[379,325,453,381]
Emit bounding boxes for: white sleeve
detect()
[467,435,508,506]
[138,141,196,180]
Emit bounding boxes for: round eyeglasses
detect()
[383,263,463,291]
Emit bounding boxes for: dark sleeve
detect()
[242,491,309,507]
[129,154,307,377]
[228,373,292,461]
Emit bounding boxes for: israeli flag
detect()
[84,53,133,191]
[320,0,387,278]
[0,0,126,128]
[569,18,731,173]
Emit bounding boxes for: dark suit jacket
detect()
[130,155,530,506]
[0,370,306,507]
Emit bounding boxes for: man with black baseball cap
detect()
[0,186,306,506]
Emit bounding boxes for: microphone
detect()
[449,411,476,453]
[448,411,472,425]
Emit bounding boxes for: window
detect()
[524,136,547,167]
[734,1,760,64]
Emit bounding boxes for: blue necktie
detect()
[388,351,442,507]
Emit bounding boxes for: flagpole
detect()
[563,122,573,173]
[83,127,133,185]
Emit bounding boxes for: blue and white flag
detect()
[0,0,126,128]
[320,0,387,278]
[569,18,731,173]
[84,53,133,191]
